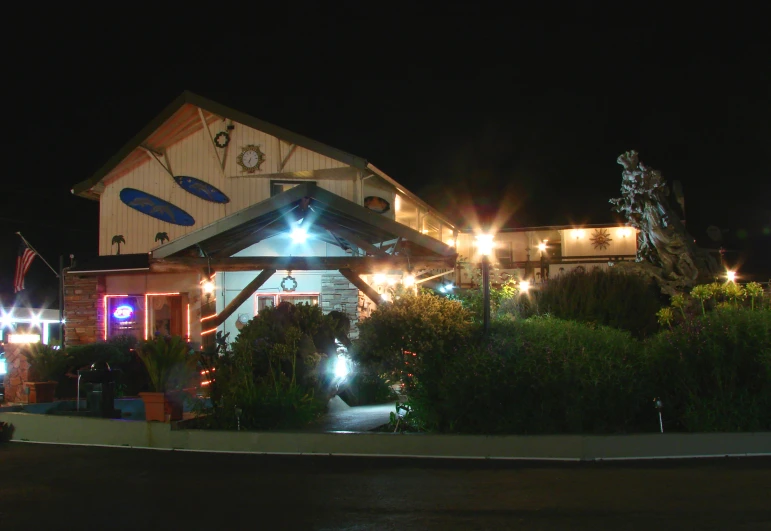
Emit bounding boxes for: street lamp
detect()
[476,233,495,334]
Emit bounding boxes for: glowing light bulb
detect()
[202,280,215,295]
[373,274,386,285]
[475,234,495,256]
[403,274,415,287]
[538,242,547,252]
[520,280,530,292]
[334,355,350,379]
[726,270,736,282]
[290,227,307,243]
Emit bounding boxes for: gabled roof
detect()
[151,182,456,260]
[72,91,455,229]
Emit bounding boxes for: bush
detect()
[530,269,665,338]
[58,336,146,398]
[645,307,771,432]
[338,373,398,406]
[353,291,474,389]
[405,316,653,434]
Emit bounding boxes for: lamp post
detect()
[538,241,547,284]
[476,234,495,334]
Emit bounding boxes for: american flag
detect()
[14,241,36,293]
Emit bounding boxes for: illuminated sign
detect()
[113,305,134,320]
[8,333,41,344]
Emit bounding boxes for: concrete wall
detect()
[2,412,770,461]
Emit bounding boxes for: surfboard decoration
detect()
[364,196,390,213]
[119,188,195,226]
[173,175,230,204]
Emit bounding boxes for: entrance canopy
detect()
[150,182,457,272]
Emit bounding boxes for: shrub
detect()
[405,316,653,434]
[645,307,771,432]
[338,372,398,406]
[23,344,69,382]
[531,269,665,338]
[353,291,474,389]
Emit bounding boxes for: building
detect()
[65,92,458,348]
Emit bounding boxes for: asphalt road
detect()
[1,443,770,530]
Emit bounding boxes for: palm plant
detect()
[137,335,198,393]
[154,232,169,245]
[111,234,126,255]
[23,343,68,382]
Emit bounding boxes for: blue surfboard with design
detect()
[174,175,230,204]
[119,188,195,226]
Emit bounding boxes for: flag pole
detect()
[16,232,59,278]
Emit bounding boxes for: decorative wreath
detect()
[214,131,230,148]
[280,275,298,292]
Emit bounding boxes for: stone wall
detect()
[2,344,29,403]
[320,273,361,340]
[64,274,105,347]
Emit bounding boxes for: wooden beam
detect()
[199,108,226,178]
[316,221,388,256]
[205,269,276,329]
[339,268,381,306]
[150,255,455,274]
[279,144,298,171]
[139,146,173,178]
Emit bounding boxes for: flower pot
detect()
[25,381,57,403]
[139,391,183,422]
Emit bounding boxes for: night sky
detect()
[2,6,769,308]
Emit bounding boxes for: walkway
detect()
[306,396,396,432]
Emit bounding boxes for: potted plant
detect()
[22,343,68,403]
[137,335,198,422]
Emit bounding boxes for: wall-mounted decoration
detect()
[281,271,298,292]
[364,196,391,213]
[155,232,169,245]
[214,123,234,148]
[111,235,125,255]
[590,228,613,250]
[236,144,266,174]
[174,176,230,204]
[120,188,195,226]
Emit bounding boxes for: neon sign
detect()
[113,305,134,320]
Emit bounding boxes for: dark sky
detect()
[2,5,769,307]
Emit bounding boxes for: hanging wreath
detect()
[281,275,298,292]
[214,131,230,148]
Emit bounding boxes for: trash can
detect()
[78,361,121,418]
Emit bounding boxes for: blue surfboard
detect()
[174,175,230,204]
[119,188,196,226]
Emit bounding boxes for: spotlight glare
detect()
[290,227,308,243]
[373,273,386,285]
[403,274,415,287]
[520,280,530,292]
[202,280,216,295]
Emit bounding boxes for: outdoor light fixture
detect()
[8,333,41,344]
[334,355,350,379]
[618,227,632,238]
[1,311,12,328]
[440,283,455,293]
[202,280,216,295]
[381,292,392,302]
[403,274,415,287]
[537,242,547,252]
[726,270,737,282]
[574,229,585,240]
[520,280,530,293]
[30,313,41,329]
[475,234,495,256]
[446,238,455,247]
[290,227,308,243]
[373,273,386,285]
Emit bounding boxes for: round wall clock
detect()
[236,144,266,173]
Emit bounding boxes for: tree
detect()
[155,232,169,245]
[111,235,125,255]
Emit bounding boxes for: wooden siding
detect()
[99,116,356,255]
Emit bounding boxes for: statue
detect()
[610,151,719,292]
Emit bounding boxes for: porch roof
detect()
[150,182,457,268]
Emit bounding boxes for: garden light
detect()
[520,280,530,293]
[334,355,350,379]
[726,270,736,282]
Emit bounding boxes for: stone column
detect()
[64,273,105,347]
[2,344,30,404]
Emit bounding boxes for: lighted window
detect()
[146,294,189,340]
[107,296,143,341]
[254,293,320,315]
[394,194,418,230]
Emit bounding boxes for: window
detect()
[495,242,513,266]
[271,180,316,196]
[255,293,319,315]
[146,294,189,340]
[106,296,144,341]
